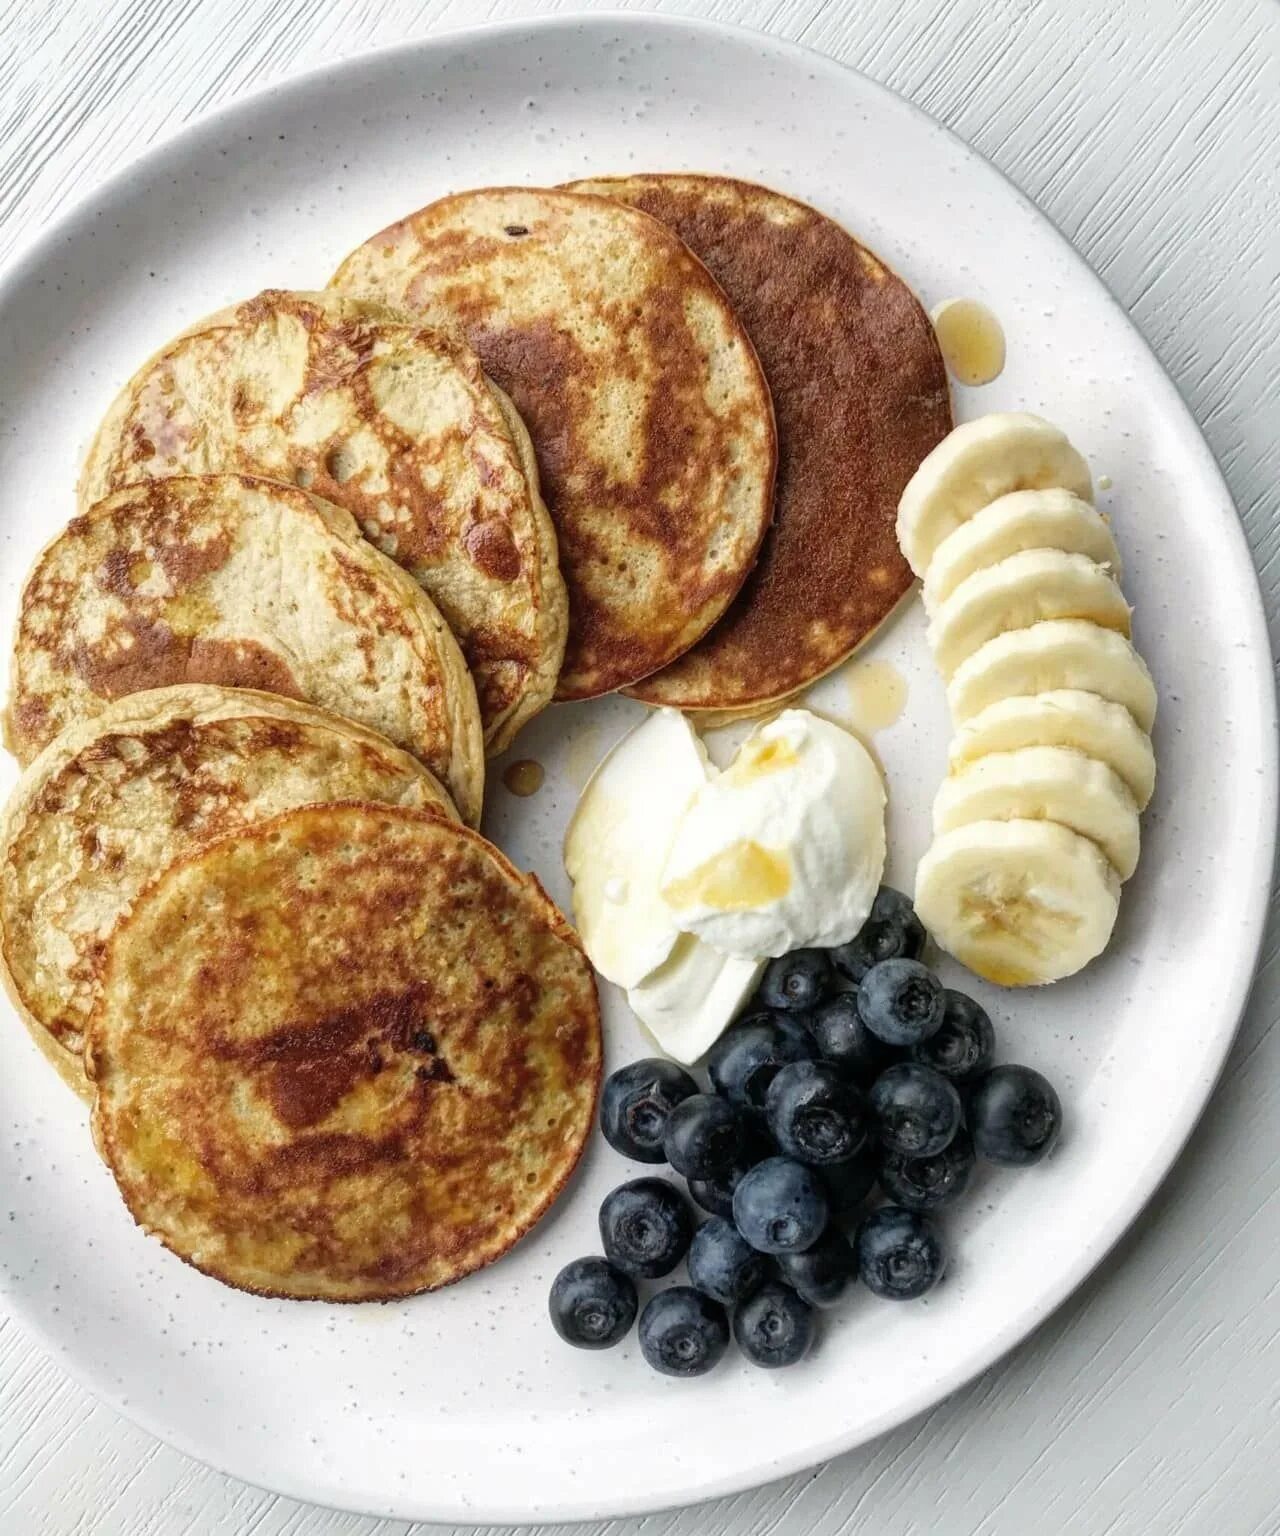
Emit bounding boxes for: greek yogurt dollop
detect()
[660,710,886,959]
[564,707,886,1062]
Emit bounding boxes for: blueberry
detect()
[776,1227,856,1307]
[831,887,926,982]
[911,991,995,1082]
[819,1144,879,1217]
[969,1065,1062,1166]
[759,950,833,1011]
[734,1280,814,1368]
[599,1178,693,1278]
[548,1257,638,1348]
[687,1216,772,1306]
[600,1058,698,1162]
[879,1128,975,1210]
[773,1010,818,1052]
[809,992,891,1083]
[732,1156,829,1254]
[871,1062,962,1158]
[858,959,945,1047]
[661,1092,742,1179]
[688,1159,748,1219]
[707,1013,817,1109]
[638,1286,730,1377]
[686,1115,773,1216]
[856,1205,946,1300]
[765,1060,868,1166]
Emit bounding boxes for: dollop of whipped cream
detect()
[660,710,886,959]
[563,707,887,1062]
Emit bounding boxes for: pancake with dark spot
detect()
[86,801,601,1301]
[566,175,952,712]
[6,474,485,824]
[0,684,456,1084]
[78,290,566,754]
[330,188,777,700]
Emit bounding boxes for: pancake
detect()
[0,684,457,1087]
[87,801,601,1301]
[7,473,485,824]
[330,187,777,699]
[78,290,566,753]
[566,175,952,712]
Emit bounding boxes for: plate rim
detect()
[0,9,1275,1524]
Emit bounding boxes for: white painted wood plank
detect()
[1,1,1277,1533]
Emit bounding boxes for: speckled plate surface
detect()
[0,14,1273,1525]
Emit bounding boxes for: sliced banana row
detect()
[897,413,1157,987]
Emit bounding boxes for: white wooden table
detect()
[2,2,1278,1532]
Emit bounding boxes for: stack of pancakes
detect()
[1,175,949,1300]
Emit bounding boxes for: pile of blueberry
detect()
[549,888,1063,1377]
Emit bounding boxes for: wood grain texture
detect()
[2,0,1278,1532]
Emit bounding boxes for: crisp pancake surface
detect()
[87,802,601,1301]
[567,175,952,711]
[8,473,485,823]
[79,290,565,752]
[331,188,777,699]
[1,685,457,1080]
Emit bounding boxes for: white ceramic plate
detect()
[0,13,1273,1525]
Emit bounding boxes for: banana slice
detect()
[923,489,1121,613]
[949,690,1156,809]
[926,549,1131,679]
[933,745,1140,878]
[947,620,1157,732]
[915,818,1120,986]
[897,413,1093,577]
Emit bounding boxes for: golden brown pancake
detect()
[330,188,777,699]
[87,801,602,1301]
[78,290,566,753]
[0,684,457,1085]
[7,473,485,824]
[566,175,952,712]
